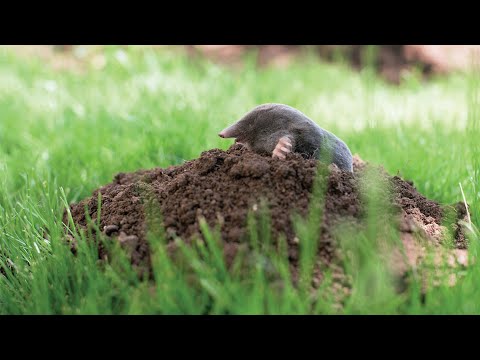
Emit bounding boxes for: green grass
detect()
[0,45,479,314]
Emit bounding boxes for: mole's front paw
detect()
[272,136,293,160]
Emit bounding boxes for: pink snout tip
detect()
[218,131,226,138]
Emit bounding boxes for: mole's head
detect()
[219,103,300,151]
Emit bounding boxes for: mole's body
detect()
[219,103,353,172]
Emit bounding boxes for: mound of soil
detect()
[64,144,469,292]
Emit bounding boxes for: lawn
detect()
[0,45,479,314]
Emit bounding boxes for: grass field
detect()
[0,46,479,314]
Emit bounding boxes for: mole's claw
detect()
[272,136,292,160]
[272,150,286,160]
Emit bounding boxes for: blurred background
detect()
[3,45,480,83]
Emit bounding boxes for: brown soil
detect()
[64,144,469,296]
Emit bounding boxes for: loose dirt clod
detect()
[64,144,469,294]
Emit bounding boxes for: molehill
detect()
[64,144,469,289]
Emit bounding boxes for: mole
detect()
[219,103,353,172]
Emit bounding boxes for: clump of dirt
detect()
[64,144,469,294]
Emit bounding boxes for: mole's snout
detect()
[218,123,239,139]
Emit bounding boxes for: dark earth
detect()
[64,144,469,294]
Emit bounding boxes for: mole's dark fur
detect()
[219,103,353,172]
